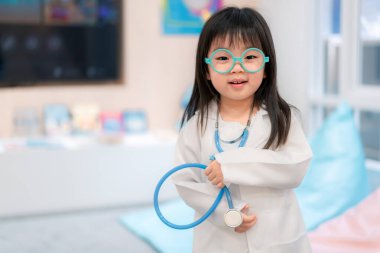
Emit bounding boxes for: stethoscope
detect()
[154,102,254,229]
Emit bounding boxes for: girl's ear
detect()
[207,72,211,80]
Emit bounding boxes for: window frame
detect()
[310,0,380,171]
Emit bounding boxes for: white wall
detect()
[0,0,314,137]
[257,0,315,129]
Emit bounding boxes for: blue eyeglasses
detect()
[205,48,269,74]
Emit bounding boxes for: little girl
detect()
[172,7,312,253]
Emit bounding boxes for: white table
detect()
[0,134,178,217]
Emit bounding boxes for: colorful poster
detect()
[162,0,223,35]
[44,0,97,25]
[44,0,119,25]
[0,0,40,24]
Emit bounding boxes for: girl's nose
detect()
[230,61,244,73]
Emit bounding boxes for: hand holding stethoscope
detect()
[204,160,225,189]
[205,160,257,233]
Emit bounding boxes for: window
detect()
[311,0,380,170]
[360,0,380,86]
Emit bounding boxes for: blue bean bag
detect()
[295,101,370,231]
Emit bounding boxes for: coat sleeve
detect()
[214,111,313,189]
[171,116,246,227]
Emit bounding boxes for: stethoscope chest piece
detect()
[224,209,243,228]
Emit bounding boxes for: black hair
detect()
[180,7,292,149]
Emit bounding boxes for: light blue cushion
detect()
[295,101,370,231]
[119,199,192,253]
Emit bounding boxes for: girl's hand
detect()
[204,160,224,188]
[235,204,257,233]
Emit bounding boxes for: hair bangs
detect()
[210,13,263,51]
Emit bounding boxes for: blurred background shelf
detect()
[0,132,178,217]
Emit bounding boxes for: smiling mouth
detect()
[228,80,247,85]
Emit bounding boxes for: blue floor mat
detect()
[119,199,193,253]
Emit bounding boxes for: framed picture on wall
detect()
[162,0,222,34]
[122,110,148,134]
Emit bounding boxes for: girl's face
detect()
[206,40,266,103]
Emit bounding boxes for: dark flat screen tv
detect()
[0,0,121,87]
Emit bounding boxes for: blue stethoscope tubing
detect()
[153,163,234,230]
[153,128,250,230]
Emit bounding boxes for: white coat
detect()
[172,100,313,253]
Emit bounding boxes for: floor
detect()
[0,205,156,253]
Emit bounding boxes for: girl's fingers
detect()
[242,214,255,223]
[235,222,253,233]
[246,215,256,226]
[234,216,257,233]
[247,216,257,226]
[211,177,221,185]
[237,215,256,227]
[205,169,215,177]
[204,161,217,176]
[241,204,249,214]
[244,216,257,227]
[205,164,223,187]
[207,173,216,181]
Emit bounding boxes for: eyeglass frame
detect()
[204,48,270,74]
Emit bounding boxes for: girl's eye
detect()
[246,55,257,60]
[216,56,229,61]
